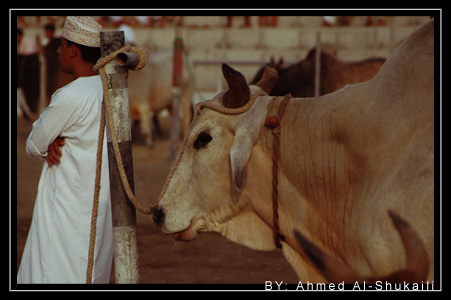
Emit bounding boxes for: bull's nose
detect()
[152,207,165,227]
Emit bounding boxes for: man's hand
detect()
[46,137,65,165]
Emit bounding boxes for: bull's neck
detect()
[260,93,364,254]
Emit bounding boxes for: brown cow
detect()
[250,45,385,97]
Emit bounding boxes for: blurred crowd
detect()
[16,16,389,30]
[16,15,390,56]
[16,16,182,28]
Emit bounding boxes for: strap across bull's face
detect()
[220,64,290,249]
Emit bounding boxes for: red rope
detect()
[264,94,292,249]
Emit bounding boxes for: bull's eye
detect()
[194,130,213,150]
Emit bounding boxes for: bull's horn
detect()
[255,64,278,94]
[387,210,429,282]
[222,63,250,108]
[294,230,362,283]
[294,211,429,284]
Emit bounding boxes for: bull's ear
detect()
[255,64,278,94]
[229,132,254,192]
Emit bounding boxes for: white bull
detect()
[153,20,435,283]
[128,49,194,146]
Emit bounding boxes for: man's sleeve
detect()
[26,90,78,160]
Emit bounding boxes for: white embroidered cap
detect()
[62,16,103,47]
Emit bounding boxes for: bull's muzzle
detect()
[152,207,165,227]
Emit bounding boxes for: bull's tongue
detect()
[172,232,187,241]
[172,227,197,242]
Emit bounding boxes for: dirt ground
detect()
[15,116,298,288]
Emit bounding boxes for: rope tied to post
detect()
[93,44,148,72]
[92,44,152,215]
[86,44,149,284]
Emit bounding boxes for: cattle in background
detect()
[250,44,385,97]
[128,49,194,147]
[152,19,434,283]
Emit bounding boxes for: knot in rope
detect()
[93,44,148,72]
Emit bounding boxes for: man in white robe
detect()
[17,16,113,284]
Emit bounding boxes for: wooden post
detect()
[314,31,321,98]
[38,42,47,113]
[169,27,183,161]
[389,16,396,54]
[99,31,140,284]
